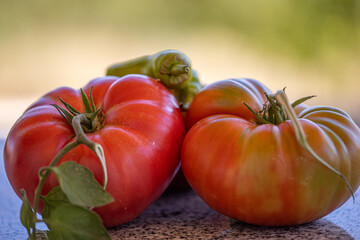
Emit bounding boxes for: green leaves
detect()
[39,162,113,239]
[22,161,113,240]
[21,89,113,239]
[44,202,110,240]
[41,186,110,239]
[41,186,69,219]
[48,161,113,208]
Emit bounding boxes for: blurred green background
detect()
[1,0,359,137]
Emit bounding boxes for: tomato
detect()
[4,74,185,227]
[181,78,360,226]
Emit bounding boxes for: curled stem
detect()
[31,114,108,239]
[274,90,355,202]
[170,64,189,75]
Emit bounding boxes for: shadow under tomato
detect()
[163,167,192,193]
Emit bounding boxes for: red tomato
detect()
[4,74,185,227]
[182,78,360,226]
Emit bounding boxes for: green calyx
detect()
[243,89,316,125]
[52,86,105,133]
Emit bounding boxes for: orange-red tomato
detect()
[4,74,185,227]
[182,78,360,226]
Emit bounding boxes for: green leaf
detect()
[43,186,69,203]
[49,161,114,208]
[20,189,34,236]
[41,186,70,219]
[43,202,111,240]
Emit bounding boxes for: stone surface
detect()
[108,190,359,240]
[1,139,359,239]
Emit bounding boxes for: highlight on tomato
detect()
[4,74,185,238]
[181,78,360,226]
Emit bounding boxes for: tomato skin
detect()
[4,74,185,227]
[182,79,360,226]
[185,78,271,129]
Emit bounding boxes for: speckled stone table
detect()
[1,139,359,239]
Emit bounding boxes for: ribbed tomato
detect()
[4,74,185,227]
[182,78,360,226]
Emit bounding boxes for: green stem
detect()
[106,55,151,77]
[265,93,284,124]
[30,114,108,239]
[243,102,272,124]
[274,90,355,202]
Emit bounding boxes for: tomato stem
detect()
[30,114,108,239]
[274,90,355,202]
[243,102,272,124]
[244,91,316,126]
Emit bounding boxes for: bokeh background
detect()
[1,0,359,138]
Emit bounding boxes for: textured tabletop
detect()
[1,139,359,240]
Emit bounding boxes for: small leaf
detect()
[43,186,69,203]
[50,161,114,208]
[43,202,111,240]
[20,189,34,235]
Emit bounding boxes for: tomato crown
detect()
[52,86,105,133]
[258,90,355,201]
[243,89,316,125]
